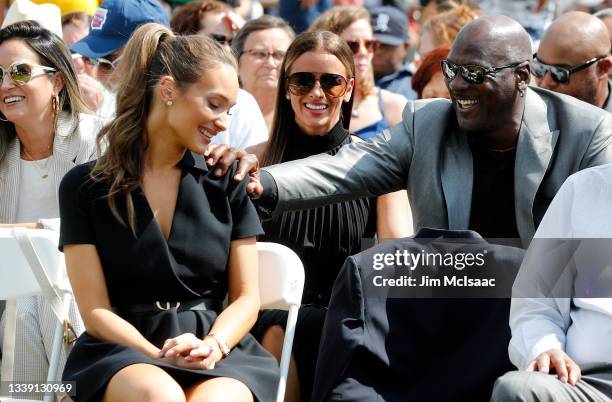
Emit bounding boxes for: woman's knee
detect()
[103,364,185,402]
[186,377,253,402]
[261,324,285,361]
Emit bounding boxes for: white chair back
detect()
[0,227,70,402]
[256,242,305,402]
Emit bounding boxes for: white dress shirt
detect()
[509,164,612,371]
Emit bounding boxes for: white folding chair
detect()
[257,242,305,402]
[0,227,73,402]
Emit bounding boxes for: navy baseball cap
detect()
[70,0,169,58]
[370,6,408,46]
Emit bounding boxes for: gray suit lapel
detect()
[515,88,559,240]
[441,122,473,230]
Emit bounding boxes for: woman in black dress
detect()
[254,31,412,401]
[58,23,278,402]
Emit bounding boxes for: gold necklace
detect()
[21,146,52,179]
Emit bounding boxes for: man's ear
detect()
[158,75,177,103]
[344,77,355,102]
[516,62,531,92]
[596,56,611,78]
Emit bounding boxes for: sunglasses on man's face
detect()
[531,56,605,84]
[0,61,56,86]
[210,33,232,46]
[441,59,524,84]
[346,39,379,55]
[286,72,349,98]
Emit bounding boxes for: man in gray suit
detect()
[253,15,612,243]
[534,11,612,113]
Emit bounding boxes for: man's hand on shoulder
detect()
[527,348,582,385]
[204,144,263,197]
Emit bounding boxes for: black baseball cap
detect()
[370,6,408,46]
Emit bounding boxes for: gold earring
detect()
[52,95,59,113]
[166,100,173,107]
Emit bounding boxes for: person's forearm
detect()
[84,308,160,358]
[0,223,41,228]
[263,128,409,213]
[206,295,259,349]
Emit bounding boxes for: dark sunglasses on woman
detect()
[346,39,379,55]
[286,72,349,98]
[440,59,525,84]
[530,55,606,84]
[0,61,56,86]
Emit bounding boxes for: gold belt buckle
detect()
[154,301,181,310]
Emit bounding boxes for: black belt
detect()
[113,299,222,315]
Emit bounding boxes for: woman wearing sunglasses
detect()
[254,30,412,402]
[0,20,101,400]
[309,5,407,141]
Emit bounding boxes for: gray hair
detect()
[231,15,295,61]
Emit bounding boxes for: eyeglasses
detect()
[441,60,525,84]
[346,39,379,55]
[531,56,605,84]
[209,33,232,46]
[241,49,286,62]
[286,72,349,98]
[0,61,56,86]
[83,56,123,71]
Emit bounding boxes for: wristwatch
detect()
[206,332,230,357]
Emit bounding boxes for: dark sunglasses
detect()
[531,56,605,84]
[0,61,56,86]
[210,33,232,46]
[441,59,525,84]
[346,39,379,55]
[286,72,349,98]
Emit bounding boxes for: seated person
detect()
[58,23,278,402]
[0,21,100,399]
[492,164,612,402]
[253,30,413,402]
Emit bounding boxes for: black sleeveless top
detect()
[260,121,376,305]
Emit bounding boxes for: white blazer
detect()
[0,112,103,223]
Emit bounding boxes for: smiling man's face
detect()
[444,17,531,136]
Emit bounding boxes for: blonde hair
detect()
[421,0,481,49]
[309,5,375,98]
[91,23,237,235]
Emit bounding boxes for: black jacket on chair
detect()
[312,229,525,402]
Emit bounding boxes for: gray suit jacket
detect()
[0,113,101,223]
[264,87,612,241]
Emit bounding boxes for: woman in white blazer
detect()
[0,21,103,399]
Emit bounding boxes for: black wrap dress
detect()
[58,152,279,402]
